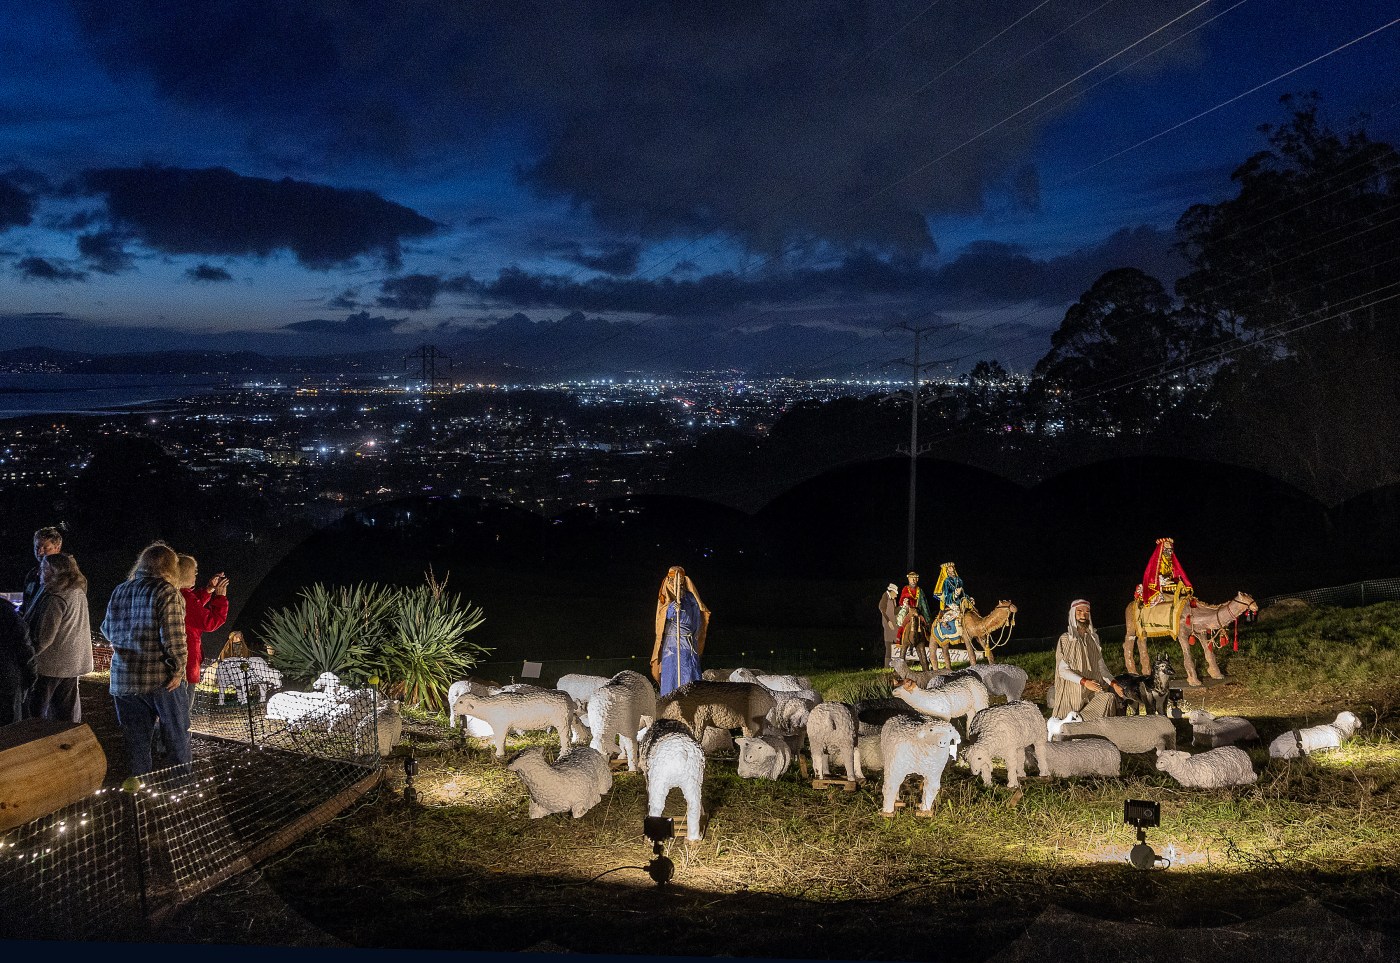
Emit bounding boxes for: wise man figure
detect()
[896,571,932,667]
[878,583,900,667]
[1049,599,1125,721]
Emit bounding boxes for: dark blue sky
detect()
[1,0,1396,373]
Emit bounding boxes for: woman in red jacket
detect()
[176,554,229,704]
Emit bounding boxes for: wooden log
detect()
[0,719,107,832]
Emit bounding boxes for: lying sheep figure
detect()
[587,669,657,771]
[1267,711,1361,759]
[1025,736,1120,778]
[658,680,775,747]
[963,701,1049,789]
[1155,746,1257,788]
[1189,709,1260,748]
[640,719,706,840]
[729,667,813,692]
[806,701,864,780]
[892,675,989,730]
[452,688,573,759]
[1049,710,1176,753]
[735,735,793,780]
[880,714,960,816]
[506,745,613,819]
[214,656,283,705]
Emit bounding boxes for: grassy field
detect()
[158,602,1400,958]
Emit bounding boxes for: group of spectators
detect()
[0,527,231,776]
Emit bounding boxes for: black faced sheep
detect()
[640,719,705,841]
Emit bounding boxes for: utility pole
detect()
[889,322,951,571]
[405,344,453,391]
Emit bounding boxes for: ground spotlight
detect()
[403,747,419,805]
[643,816,675,885]
[1123,799,1169,870]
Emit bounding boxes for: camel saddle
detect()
[1137,598,1188,638]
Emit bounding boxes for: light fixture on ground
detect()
[1124,799,1169,870]
[643,815,675,885]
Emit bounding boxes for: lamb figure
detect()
[1267,711,1361,759]
[1024,736,1120,778]
[214,656,283,705]
[506,745,613,819]
[451,688,573,759]
[892,675,989,730]
[805,701,864,780]
[639,719,706,840]
[587,669,658,771]
[962,700,1049,789]
[658,680,775,747]
[1188,709,1260,748]
[1048,710,1177,754]
[880,714,960,816]
[1155,746,1258,788]
[446,678,496,727]
[735,735,793,780]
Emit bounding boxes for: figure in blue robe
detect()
[651,566,710,696]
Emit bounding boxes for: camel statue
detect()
[948,599,1016,666]
[1124,591,1257,686]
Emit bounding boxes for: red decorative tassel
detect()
[1233,618,1239,651]
[1188,634,1196,646]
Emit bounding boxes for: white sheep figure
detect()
[658,680,775,747]
[1188,709,1260,748]
[892,675,989,730]
[880,714,960,816]
[451,688,573,759]
[764,689,819,756]
[214,656,283,705]
[506,745,613,819]
[446,678,496,728]
[1267,711,1362,759]
[962,701,1049,789]
[639,719,706,841]
[1025,736,1120,778]
[1155,746,1258,788]
[805,702,864,780]
[1049,711,1177,754]
[700,726,736,755]
[587,669,658,771]
[266,689,337,731]
[735,735,792,780]
[729,668,813,692]
[556,673,611,716]
[855,731,883,772]
[353,699,403,756]
[961,663,1029,703]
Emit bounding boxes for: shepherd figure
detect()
[650,566,711,696]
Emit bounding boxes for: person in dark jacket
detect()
[24,552,94,723]
[0,596,37,726]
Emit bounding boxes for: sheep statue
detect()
[764,689,819,756]
[962,663,1029,703]
[451,688,574,759]
[506,745,613,819]
[1155,746,1258,788]
[892,674,989,730]
[446,678,497,728]
[639,719,706,841]
[880,715,961,817]
[806,702,864,781]
[556,673,611,718]
[735,735,793,780]
[1025,736,1120,779]
[961,701,1050,789]
[729,668,813,692]
[1267,711,1362,759]
[658,680,775,747]
[214,656,283,705]
[1048,711,1177,754]
[587,669,658,771]
[1188,709,1260,748]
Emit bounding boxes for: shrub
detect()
[373,575,487,711]
[261,582,396,684]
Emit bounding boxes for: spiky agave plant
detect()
[260,582,397,685]
[373,572,488,711]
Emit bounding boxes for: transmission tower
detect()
[889,322,954,571]
[405,344,454,391]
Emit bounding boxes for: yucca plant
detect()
[260,582,397,684]
[373,573,488,711]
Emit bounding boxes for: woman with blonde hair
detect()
[24,552,93,722]
[650,566,710,696]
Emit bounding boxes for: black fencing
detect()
[1261,579,1400,608]
[0,664,384,940]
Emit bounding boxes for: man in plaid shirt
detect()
[104,542,189,776]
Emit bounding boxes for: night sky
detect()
[1,0,1396,373]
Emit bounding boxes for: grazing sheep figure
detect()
[892,675,990,730]
[446,678,499,727]
[880,715,961,816]
[214,656,283,705]
[266,690,337,731]
[1155,746,1257,788]
[765,689,819,752]
[855,731,883,772]
[452,689,573,759]
[1025,736,1120,778]
[735,735,793,780]
[806,702,864,781]
[587,669,658,771]
[1188,709,1260,748]
[1049,711,1177,754]
[1267,711,1361,758]
[962,663,1029,703]
[962,701,1050,789]
[856,698,923,731]
[658,680,775,747]
[639,719,706,840]
[729,668,813,692]
[506,745,613,819]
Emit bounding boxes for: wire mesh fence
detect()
[0,663,385,940]
[1260,578,1400,608]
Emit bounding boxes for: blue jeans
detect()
[113,682,192,776]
